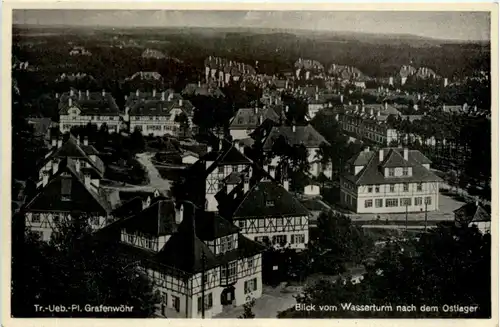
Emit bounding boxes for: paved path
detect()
[135,152,171,192]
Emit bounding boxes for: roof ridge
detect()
[232,180,260,218]
[354,151,376,184]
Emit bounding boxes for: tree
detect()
[174,113,190,138]
[278,224,491,318]
[11,216,160,317]
[129,127,146,153]
[239,297,256,318]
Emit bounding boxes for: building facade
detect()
[340,147,442,214]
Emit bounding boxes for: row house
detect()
[23,157,114,242]
[218,179,310,250]
[37,134,105,186]
[229,106,282,140]
[124,71,164,91]
[182,81,226,98]
[340,147,442,214]
[124,89,195,137]
[257,124,332,178]
[204,56,256,86]
[294,58,325,80]
[328,64,366,83]
[59,88,122,133]
[114,200,264,318]
[337,103,402,146]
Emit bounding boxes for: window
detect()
[232,165,238,172]
[375,186,380,193]
[266,200,275,207]
[258,219,265,228]
[272,235,287,246]
[32,214,40,223]
[197,293,213,312]
[417,183,423,191]
[375,199,383,208]
[244,278,258,294]
[402,167,409,176]
[221,261,237,280]
[291,234,305,244]
[220,235,235,253]
[403,183,409,192]
[414,197,423,205]
[368,186,373,193]
[388,168,395,177]
[91,216,99,225]
[52,214,60,223]
[400,198,412,206]
[385,199,398,207]
[238,220,245,229]
[294,217,301,226]
[389,185,395,192]
[247,257,254,269]
[276,218,283,227]
[218,166,225,174]
[127,233,134,243]
[425,196,432,205]
[365,199,373,208]
[161,292,168,304]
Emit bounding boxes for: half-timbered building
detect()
[23,157,114,241]
[218,180,310,250]
[115,201,264,318]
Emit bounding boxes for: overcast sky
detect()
[13,10,490,41]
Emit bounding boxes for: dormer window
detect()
[388,168,395,177]
[402,167,409,176]
[266,200,275,207]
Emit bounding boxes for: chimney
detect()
[86,90,89,98]
[285,105,289,113]
[364,147,370,153]
[136,89,140,97]
[384,102,388,110]
[102,89,106,97]
[370,108,374,116]
[259,115,263,125]
[292,125,296,132]
[377,110,381,117]
[207,145,212,153]
[176,203,184,224]
[160,91,165,101]
[75,159,81,173]
[254,107,258,115]
[76,137,80,145]
[198,80,201,87]
[315,93,319,101]
[70,89,74,96]
[379,149,384,162]
[269,166,276,178]
[83,136,89,146]
[78,90,81,99]
[84,173,91,188]
[68,98,72,107]
[340,95,344,103]
[243,177,250,193]
[475,199,479,207]
[51,138,57,148]
[42,171,50,187]
[57,138,63,148]
[55,93,59,99]
[403,148,408,161]
[179,99,183,106]
[283,180,289,191]
[153,89,156,97]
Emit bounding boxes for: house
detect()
[181,151,200,165]
[306,91,331,119]
[37,134,105,185]
[258,124,331,177]
[125,89,195,137]
[118,189,161,209]
[340,147,442,214]
[398,65,417,85]
[229,107,281,140]
[59,89,121,133]
[204,56,256,86]
[27,117,56,143]
[454,201,491,234]
[142,49,166,59]
[294,58,324,80]
[218,180,310,250]
[182,81,225,98]
[115,200,264,318]
[23,157,114,241]
[337,102,402,146]
[125,71,164,91]
[69,46,91,56]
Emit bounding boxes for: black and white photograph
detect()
[5,6,496,321]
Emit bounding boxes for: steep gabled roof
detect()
[25,158,111,214]
[111,197,144,219]
[227,180,310,219]
[195,211,240,240]
[229,107,281,130]
[344,148,442,186]
[262,125,330,150]
[380,149,412,168]
[454,202,491,223]
[58,91,120,116]
[121,199,178,237]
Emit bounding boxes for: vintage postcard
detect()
[1,2,498,327]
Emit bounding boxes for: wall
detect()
[230,129,252,140]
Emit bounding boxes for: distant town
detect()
[11,18,492,319]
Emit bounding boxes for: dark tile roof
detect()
[119,190,157,203]
[454,202,491,223]
[182,83,225,98]
[58,90,120,116]
[195,211,240,241]
[344,148,442,186]
[121,199,178,237]
[262,125,330,150]
[27,118,54,137]
[380,149,413,168]
[25,158,111,214]
[111,197,144,219]
[224,180,310,219]
[229,107,280,130]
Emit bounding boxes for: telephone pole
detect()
[405,203,408,232]
[424,202,428,232]
[201,252,206,319]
